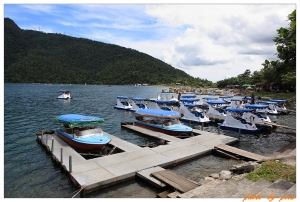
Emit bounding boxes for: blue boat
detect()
[134,109,193,138]
[243,104,273,124]
[56,90,71,99]
[114,96,132,110]
[55,114,111,151]
[181,94,197,98]
[269,99,288,114]
[217,108,261,134]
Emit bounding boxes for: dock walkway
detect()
[37,127,238,194]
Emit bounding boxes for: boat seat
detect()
[75,128,103,137]
[64,128,74,134]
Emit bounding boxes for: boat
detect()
[114,96,132,110]
[229,98,243,108]
[258,101,281,115]
[243,104,273,124]
[269,99,289,114]
[55,114,111,151]
[56,90,71,99]
[217,108,261,134]
[134,109,193,138]
[202,96,218,105]
[206,100,228,120]
[129,97,149,112]
[179,103,210,124]
[157,92,179,102]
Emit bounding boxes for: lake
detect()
[4,83,296,198]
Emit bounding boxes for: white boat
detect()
[129,97,149,112]
[157,92,179,102]
[206,100,228,120]
[114,96,132,110]
[56,90,71,99]
[179,103,210,124]
[202,96,218,105]
[242,104,273,124]
[217,108,261,134]
[134,109,193,138]
[269,99,289,114]
[258,101,281,115]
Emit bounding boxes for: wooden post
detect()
[46,134,48,146]
[69,156,72,173]
[61,148,63,163]
[201,122,204,130]
[218,125,220,134]
[51,139,54,153]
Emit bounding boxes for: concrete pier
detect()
[36,127,238,195]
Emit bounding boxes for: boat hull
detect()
[134,121,193,137]
[217,123,260,134]
[56,129,109,150]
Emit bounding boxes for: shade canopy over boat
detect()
[244,104,269,109]
[259,101,277,104]
[117,96,131,99]
[225,107,254,112]
[207,100,228,105]
[231,98,243,101]
[202,96,216,100]
[181,94,196,98]
[155,100,178,104]
[180,98,200,102]
[184,104,207,107]
[131,97,148,101]
[56,114,104,126]
[219,96,233,98]
[269,99,286,103]
[135,109,181,118]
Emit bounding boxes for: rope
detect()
[64,185,86,198]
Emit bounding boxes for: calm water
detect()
[4,84,296,198]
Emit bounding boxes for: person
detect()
[178,92,181,100]
[250,94,255,104]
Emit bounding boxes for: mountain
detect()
[4,18,212,86]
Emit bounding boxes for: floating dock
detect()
[36,126,239,196]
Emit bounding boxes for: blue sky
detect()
[3,2,296,82]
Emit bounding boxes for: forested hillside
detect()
[4,18,212,86]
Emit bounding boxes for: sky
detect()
[2,1,296,82]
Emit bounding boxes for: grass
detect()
[244,160,296,183]
[244,92,296,100]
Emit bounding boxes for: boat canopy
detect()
[59,90,70,93]
[180,98,200,102]
[184,104,206,107]
[225,108,254,112]
[56,114,104,125]
[155,100,178,104]
[231,98,242,101]
[219,96,233,98]
[135,109,181,118]
[131,97,148,101]
[202,96,216,100]
[181,94,196,98]
[269,99,286,103]
[259,101,277,104]
[244,104,268,109]
[207,100,228,105]
[117,96,131,99]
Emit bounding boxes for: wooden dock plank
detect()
[214,144,266,161]
[151,170,199,193]
[262,122,296,130]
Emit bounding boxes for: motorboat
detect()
[258,101,281,115]
[217,108,261,134]
[129,97,149,112]
[179,103,210,124]
[242,104,273,124]
[134,109,193,138]
[56,90,71,99]
[114,96,132,110]
[55,114,111,152]
[206,100,228,120]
